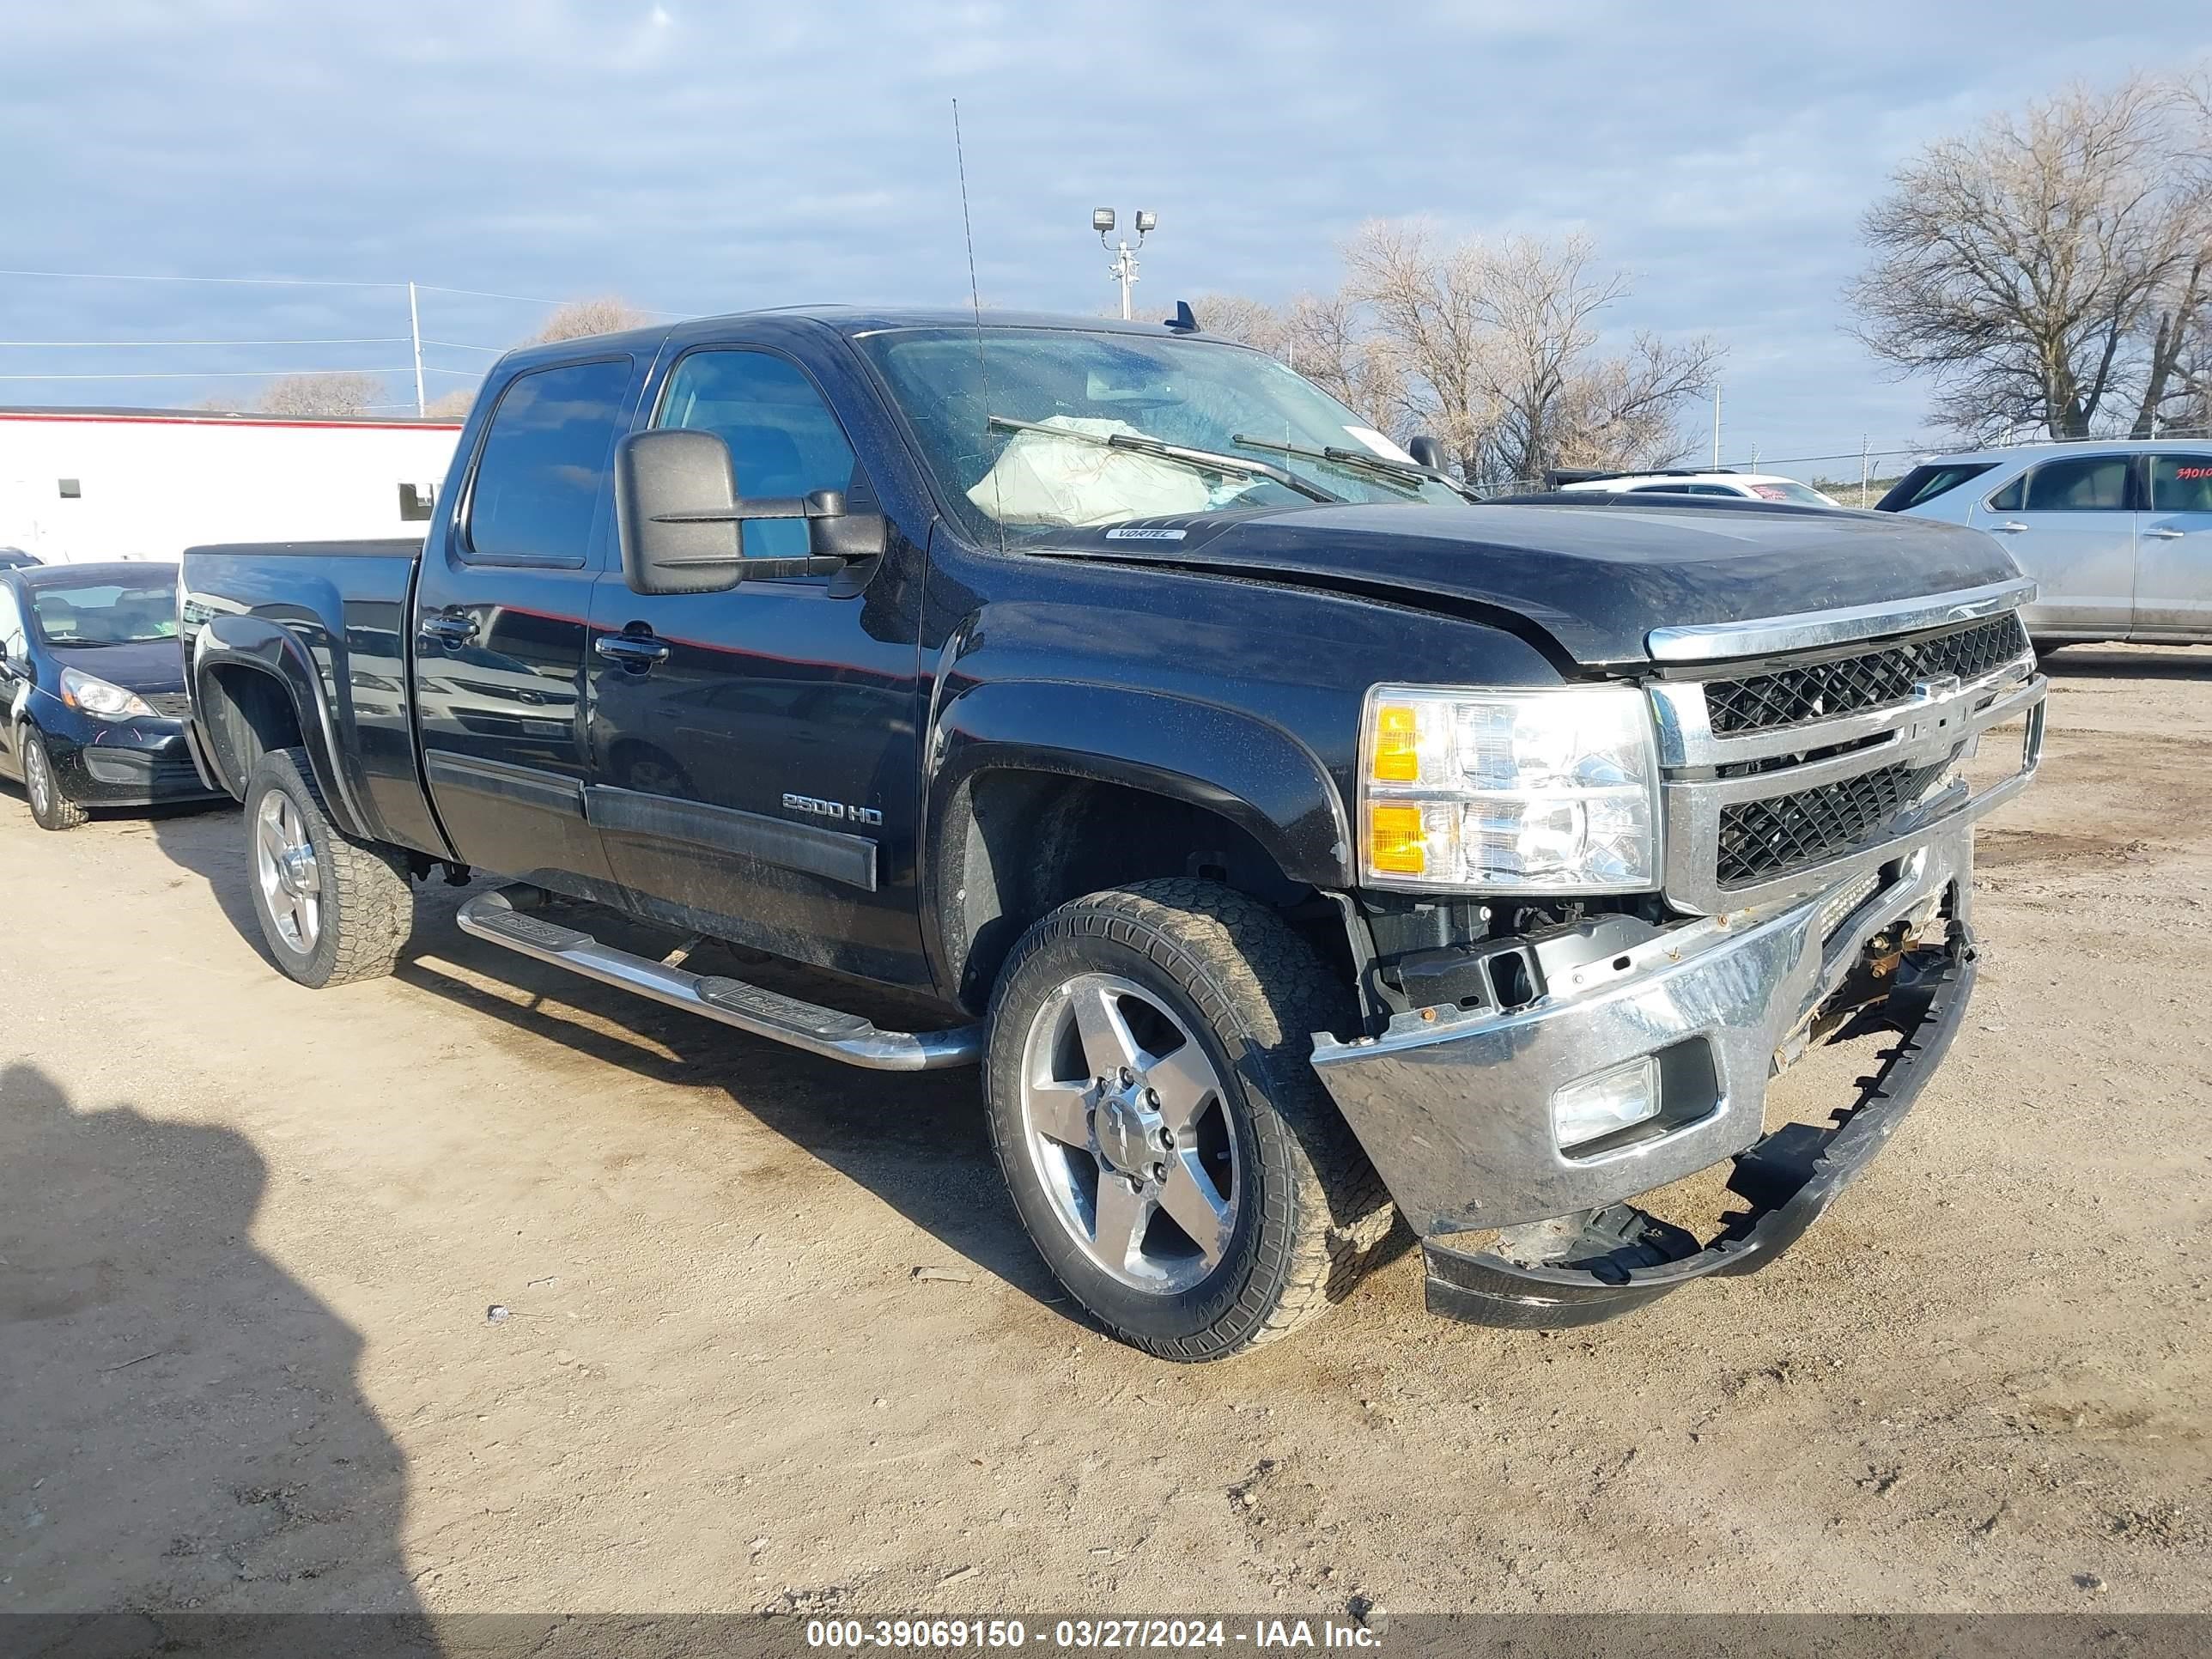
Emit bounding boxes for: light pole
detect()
[1094,208,1156,321]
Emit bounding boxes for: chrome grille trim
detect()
[1654,653,2047,915]
[1644,576,2035,664]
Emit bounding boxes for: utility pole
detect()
[1860,434,1871,507]
[408,281,426,417]
[1711,387,1722,470]
[1094,209,1156,321]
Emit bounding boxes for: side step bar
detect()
[455,885,982,1072]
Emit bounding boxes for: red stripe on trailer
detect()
[0,411,463,433]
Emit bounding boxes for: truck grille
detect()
[1703,614,2029,736]
[1716,759,1950,888]
[1650,600,2045,913]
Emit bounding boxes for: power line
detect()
[0,337,410,348]
[0,268,685,316]
[0,268,401,289]
[0,366,438,381]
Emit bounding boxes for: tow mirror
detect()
[614,428,888,596]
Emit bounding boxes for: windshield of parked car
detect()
[28,580,179,647]
[1744,480,1838,507]
[857,326,1464,539]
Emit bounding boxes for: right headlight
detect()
[1358,684,1662,894]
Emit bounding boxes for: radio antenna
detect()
[951,98,1006,551]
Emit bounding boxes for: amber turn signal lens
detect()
[1371,703,1419,782]
[1368,803,1426,874]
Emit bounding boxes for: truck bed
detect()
[179,537,442,857]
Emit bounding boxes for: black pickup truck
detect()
[179,307,2046,1360]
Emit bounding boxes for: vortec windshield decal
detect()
[1105,527,1188,541]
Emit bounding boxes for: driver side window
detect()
[654,349,858,562]
[0,587,22,661]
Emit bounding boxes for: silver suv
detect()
[1880,441,2212,646]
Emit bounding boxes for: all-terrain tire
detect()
[984,878,1393,1361]
[244,747,414,988]
[21,728,88,831]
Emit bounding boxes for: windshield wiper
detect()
[1231,434,1479,501]
[986,415,1340,505]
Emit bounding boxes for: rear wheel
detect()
[21,728,87,831]
[244,748,414,988]
[984,879,1391,1361]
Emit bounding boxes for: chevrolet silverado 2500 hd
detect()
[179,307,2046,1359]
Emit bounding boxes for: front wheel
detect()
[244,748,415,988]
[21,728,88,831]
[984,879,1391,1361]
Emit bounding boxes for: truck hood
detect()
[1041,501,2023,666]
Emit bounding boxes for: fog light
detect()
[1552,1056,1662,1153]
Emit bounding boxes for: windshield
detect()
[857,326,1463,539]
[29,580,179,646]
[1746,480,1838,507]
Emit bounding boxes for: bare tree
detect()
[423,386,479,419]
[1849,76,2204,442]
[1341,222,1717,487]
[529,296,650,343]
[1183,291,1401,422]
[2130,72,2212,434]
[256,371,385,418]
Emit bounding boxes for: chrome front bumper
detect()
[1311,814,1985,1243]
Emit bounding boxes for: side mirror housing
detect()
[614,428,889,596]
[615,428,745,595]
[1407,434,1450,474]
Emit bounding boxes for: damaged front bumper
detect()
[1311,821,1984,1328]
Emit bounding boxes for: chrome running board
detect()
[455,885,982,1072]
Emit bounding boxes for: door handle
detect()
[422,612,479,645]
[1990,521,2028,533]
[2143,527,2186,539]
[595,633,673,668]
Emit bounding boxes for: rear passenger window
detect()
[1987,475,2024,512]
[654,349,858,562]
[465,357,635,565]
[2150,454,2212,513]
[2021,455,2130,513]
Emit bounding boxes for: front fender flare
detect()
[931,679,1353,890]
[191,615,374,838]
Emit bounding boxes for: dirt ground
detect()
[2,645,2207,1623]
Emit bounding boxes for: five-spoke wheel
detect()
[986,879,1391,1361]
[1021,973,1240,1294]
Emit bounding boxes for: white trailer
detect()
[0,407,463,564]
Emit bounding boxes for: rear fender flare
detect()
[191,616,372,837]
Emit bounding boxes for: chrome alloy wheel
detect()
[1019,973,1241,1294]
[254,789,322,954]
[22,738,54,817]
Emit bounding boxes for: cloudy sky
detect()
[0,1,2175,480]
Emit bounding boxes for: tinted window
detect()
[2149,454,2212,513]
[1987,474,2025,512]
[28,578,178,645]
[655,349,859,561]
[467,357,635,564]
[0,586,23,657]
[2021,455,2130,513]
[1876,462,1997,512]
[1629,483,1737,496]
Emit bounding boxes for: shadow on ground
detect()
[146,808,1072,1323]
[0,1062,426,1629]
